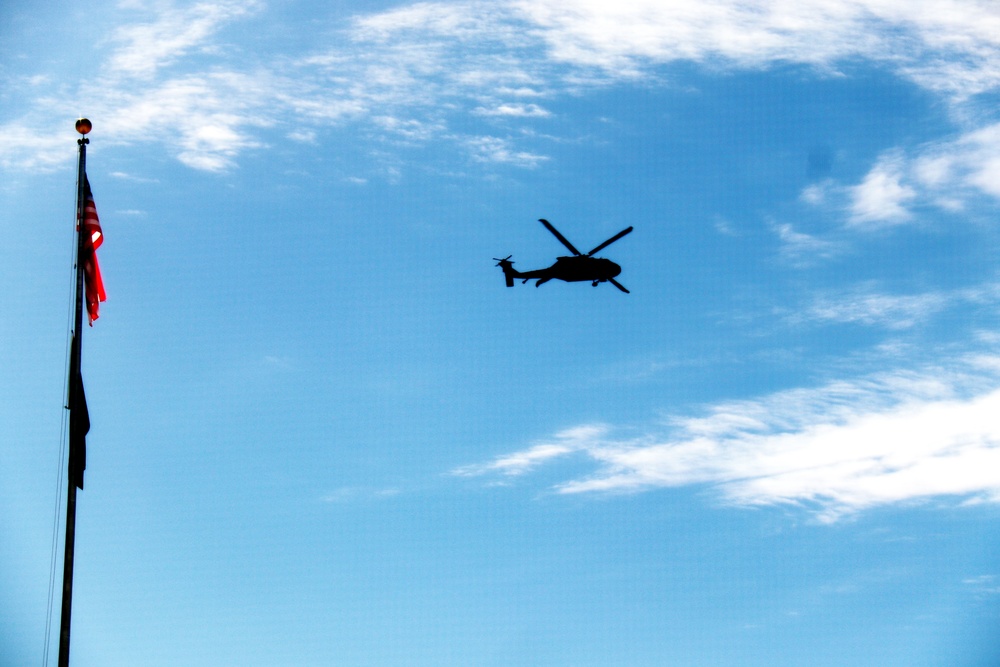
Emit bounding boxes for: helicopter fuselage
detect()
[495,219,632,293]
[517,255,622,283]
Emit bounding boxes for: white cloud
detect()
[0,123,77,173]
[913,122,1000,200]
[373,116,445,142]
[452,424,608,477]
[769,219,840,264]
[453,442,576,477]
[98,72,272,171]
[107,0,262,78]
[513,0,1000,96]
[800,182,830,206]
[351,1,524,43]
[797,285,949,330]
[7,0,1000,173]
[514,0,867,72]
[828,122,1000,227]
[110,171,160,183]
[473,103,552,117]
[848,152,917,225]
[459,359,1000,521]
[320,486,401,502]
[287,129,317,143]
[465,135,549,166]
[343,0,1000,97]
[963,574,1000,595]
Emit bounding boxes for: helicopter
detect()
[495,219,633,293]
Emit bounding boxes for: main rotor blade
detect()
[586,226,633,256]
[608,278,630,294]
[539,219,582,256]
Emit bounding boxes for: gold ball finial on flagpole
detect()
[75,118,92,135]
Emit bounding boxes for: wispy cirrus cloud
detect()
[6,0,1000,174]
[456,357,1000,521]
[515,0,1000,95]
[963,574,1000,596]
[100,71,274,171]
[106,0,262,78]
[793,284,952,330]
[808,281,1000,331]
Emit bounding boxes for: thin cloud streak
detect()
[473,103,552,117]
[453,424,607,477]
[460,359,1000,521]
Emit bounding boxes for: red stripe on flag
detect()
[81,180,106,324]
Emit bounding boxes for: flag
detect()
[68,339,89,490]
[80,177,105,324]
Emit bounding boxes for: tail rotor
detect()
[494,255,516,287]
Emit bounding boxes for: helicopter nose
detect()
[608,261,621,277]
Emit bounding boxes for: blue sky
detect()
[3,1,1000,665]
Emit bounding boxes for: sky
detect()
[3,0,1000,665]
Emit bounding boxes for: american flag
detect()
[81,177,105,324]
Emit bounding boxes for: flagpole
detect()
[58,117,92,667]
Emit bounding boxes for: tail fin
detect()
[494,256,518,287]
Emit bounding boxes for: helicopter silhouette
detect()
[495,219,633,293]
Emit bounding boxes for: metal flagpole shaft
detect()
[58,118,91,667]
[56,479,77,667]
